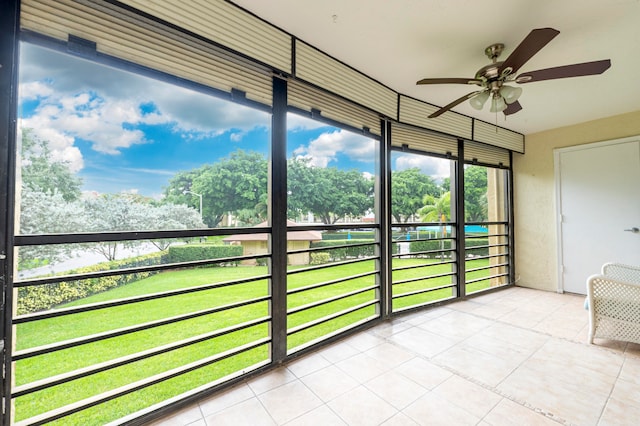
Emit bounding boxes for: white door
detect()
[557,138,640,294]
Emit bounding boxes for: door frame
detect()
[554,135,640,293]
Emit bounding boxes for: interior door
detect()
[558,138,640,294]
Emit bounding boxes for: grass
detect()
[14,257,505,424]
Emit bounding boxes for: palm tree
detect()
[418,192,451,224]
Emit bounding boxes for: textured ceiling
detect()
[232,0,640,135]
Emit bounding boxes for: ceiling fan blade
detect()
[417,78,482,85]
[515,59,611,83]
[499,28,560,76]
[503,100,523,116]
[428,91,482,118]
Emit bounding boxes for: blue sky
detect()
[18,43,449,198]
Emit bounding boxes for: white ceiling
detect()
[232,0,640,135]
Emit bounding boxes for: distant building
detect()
[223,220,322,265]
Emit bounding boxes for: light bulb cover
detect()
[469,90,490,110]
[499,85,523,104]
[489,95,507,113]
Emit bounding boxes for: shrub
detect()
[167,244,243,264]
[310,252,331,265]
[310,239,376,260]
[408,238,490,257]
[17,251,167,315]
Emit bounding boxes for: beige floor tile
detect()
[198,383,255,417]
[315,340,361,364]
[380,412,419,425]
[203,398,276,426]
[533,339,624,378]
[370,318,412,338]
[609,377,640,409]
[286,352,332,378]
[433,343,519,387]
[146,404,203,426]
[478,322,550,352]
[393,357,452,390]
[327,385,398,426]
[483,398,562,426]
[497,364,607,425]
[342,331,386,352]
[598,396,640,426]
[284,405,347,426]
[365,370,428,409]
[498,308,544,329]
[619,355,640,385]
[388,326,457,358]
[431,375,502,418]
[299,364,359,402]
[402,392,480,426]
[257,380,323,424]
[247,367,297,395]
[420,311,494,340]
[335,352,389,383]
[364,342,415,368]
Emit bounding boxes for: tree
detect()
[83,194,206,260]
[163,150,268,227]
[20,128,82,201]
[391,168,440,222]
[287,158,374,224]
[418,192,451,223]
[18,190,89,269]
[464,165,488,222]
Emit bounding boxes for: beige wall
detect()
[513,110,640,291]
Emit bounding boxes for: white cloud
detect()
[19,80,54,100]
[293,129,375,168]
[287,113,329,131]
[394,154,451,179]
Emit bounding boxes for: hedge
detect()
[408,238,490,256]
[17,251,167,315]
[310,239,378,260]
[166,244,243,264]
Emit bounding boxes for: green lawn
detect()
[15,257,502,424]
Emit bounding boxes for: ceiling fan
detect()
[417,28,611,118]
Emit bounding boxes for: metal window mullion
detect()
[270,76,287,363]
[1,0,20,424]
[456,139,466,298]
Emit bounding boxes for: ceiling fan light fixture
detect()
[499,85,523,104]
[489,94,507,113]
[469,90,490,110]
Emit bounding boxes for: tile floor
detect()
[147,286,640,426]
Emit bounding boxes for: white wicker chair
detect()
[587,263,640,344]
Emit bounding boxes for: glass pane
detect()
[390,151,456,311]
[14,42,272,424]
[286,112,380,351]
[464,165,510,293]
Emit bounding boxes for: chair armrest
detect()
[601,262,640,285]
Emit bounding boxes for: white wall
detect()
[513,110,640,291]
